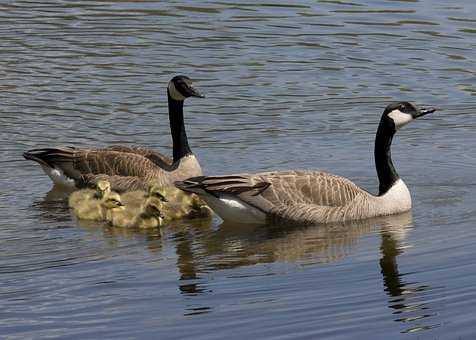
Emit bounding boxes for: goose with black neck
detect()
[176,102,436,225]
[23,75,205,192]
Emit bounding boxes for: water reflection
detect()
[379,219,441,334]
[168,212,444,329]
[30,186,72,224]
[31,189,444,331]
[184,214,408,269]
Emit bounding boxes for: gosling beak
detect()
[153,193,168,202]
[117,202,124,207]
[414,107,436,118]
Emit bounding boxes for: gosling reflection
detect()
[379,213,440,333]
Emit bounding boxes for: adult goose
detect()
[23,75,204,192]
[176,102,436,225]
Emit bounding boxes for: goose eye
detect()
[399,104,405,111]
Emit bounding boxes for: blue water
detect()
[1,0,476,338]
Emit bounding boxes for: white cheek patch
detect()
[168,81,186,101]
[388,109,413,129]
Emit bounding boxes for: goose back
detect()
[176,171,385,225]
[24,147,202,192]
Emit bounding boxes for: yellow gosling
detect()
[148,185,213,220]
[74,192,124,221]
[136,197,164,228]
[121,190,148,210]
[68,180,111,208]
[110,197,164,229]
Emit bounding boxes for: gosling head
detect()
[144,198,165,219]
[383,101,436,131]
[101,192,124,210]
[167,75,205,101]
[96,180,111,199]
[148,185,168,202]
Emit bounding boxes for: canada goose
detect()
[23,75,205,192]
[110,197,164,229]
[176,102,436,225]
[68,180,111,208]
[74,192,124,221]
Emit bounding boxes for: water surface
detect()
[1,0,476,338]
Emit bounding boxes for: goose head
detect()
[383,101,436,131]
[167,75,205,101]
[148,185,168,202]
[95,180,111,199]
[101,192,124,210]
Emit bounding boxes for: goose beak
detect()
[189,85,205,98]
[414,107,436,118]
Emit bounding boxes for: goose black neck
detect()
[375,118,399,196]
[168,89,192,162]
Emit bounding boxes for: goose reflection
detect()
[379,214,441,333]
[34,189,440,329]
[30,186,72,224]
[171,213,408,286]
[179,215,403,271]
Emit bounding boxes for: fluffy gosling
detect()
[110,197,164,229]
[74,192,124,221]
[157,186,212,220]
[69,180,111,208]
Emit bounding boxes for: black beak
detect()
[414,107,436,118]
[117,202,124,207]
[188,85,205,98]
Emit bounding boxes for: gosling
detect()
[110,197,165,229]
[74,192,124,221]
[158,186,212,220]
[121,184,168,210]
[69,180,111,208]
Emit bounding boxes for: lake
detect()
[1,0,476,338]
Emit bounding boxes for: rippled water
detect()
[2,0,476,338]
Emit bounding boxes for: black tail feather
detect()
[23,147,75,169]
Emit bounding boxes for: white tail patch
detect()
[200,193,266,224]
[41,165,76,188]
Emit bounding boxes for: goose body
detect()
[176,102,435,225]
[23,76,204,192]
